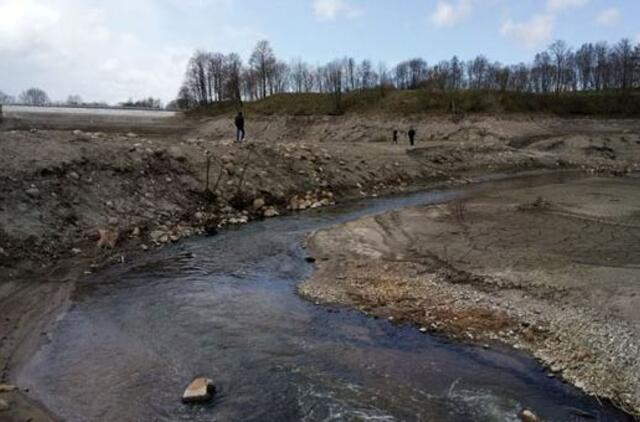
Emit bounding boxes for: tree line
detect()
[178,38,640,110]
[0,88,164,110]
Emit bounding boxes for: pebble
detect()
[0,398,9,412]
[25,187,40,198]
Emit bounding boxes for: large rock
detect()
[0,398,9,412]
[252,198,265,211]
[518,409,540,422]
[182,377,215,404]
[263,207,279,218]
[168,146,186,162]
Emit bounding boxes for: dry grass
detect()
[447,199,468,224]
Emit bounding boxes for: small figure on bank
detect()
[392,129,398,144]
[234,111,245,142]
[408,127,416,146]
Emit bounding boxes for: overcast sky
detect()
[1,0,638,104]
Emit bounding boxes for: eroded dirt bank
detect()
[1,115,639,420]
[300,176,640,416]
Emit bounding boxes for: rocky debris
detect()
[0,384,16,393]
[288,190,335,211]
[263,207,279,218]
[25,186,41,198]
[126,132,138,138]
[96,229,119,249]
[0,398,9,412]
[182,377,216,404]
[518,409,540,422]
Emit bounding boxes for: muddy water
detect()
[19,172,631,421]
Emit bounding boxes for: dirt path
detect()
[300,176,640,416]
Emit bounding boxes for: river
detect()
[18,172,631,421]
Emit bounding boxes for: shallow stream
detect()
[20,172,631,421]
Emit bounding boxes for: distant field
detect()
[2,105,179,118]
[1,105,189,134]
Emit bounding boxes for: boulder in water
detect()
[182,377,216,404]
[518,409,540,422]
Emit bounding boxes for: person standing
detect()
[234,111,245,142]
[392,129,398,144]
[408,127,416,146]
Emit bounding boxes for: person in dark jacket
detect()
[408,127,416,146]
[392,129,398,144]
[234,112,245,142]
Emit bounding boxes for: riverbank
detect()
[1,115,639,419]
[300,175,640,416]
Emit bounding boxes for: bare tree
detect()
[467,56,489,89]
[207,53,226,102]
[594,42,610,90]
[225,53,243,105]
[18,88,50,106]
[575,43,595,90]
[290,58,312,93]
[0,90,15,105]
[549,40,571,94]
[249,40,276,99]
[323,59,343,112]
[613,38,634,91]
[66,95,83,105]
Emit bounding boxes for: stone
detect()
[108,217,119,226]
[72,129,83,136]
[25,187,41,198]
[0,384,16,393]
[263,207,279,218]
[69,171,80,180]
[168,146,186,162]
[305,256,316,263]
[518,409,541,422]
[126,132,138,138]
[182,377,215,404]
[0,398,9,412]
[97,229,119,248]
[252,198,265,211]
